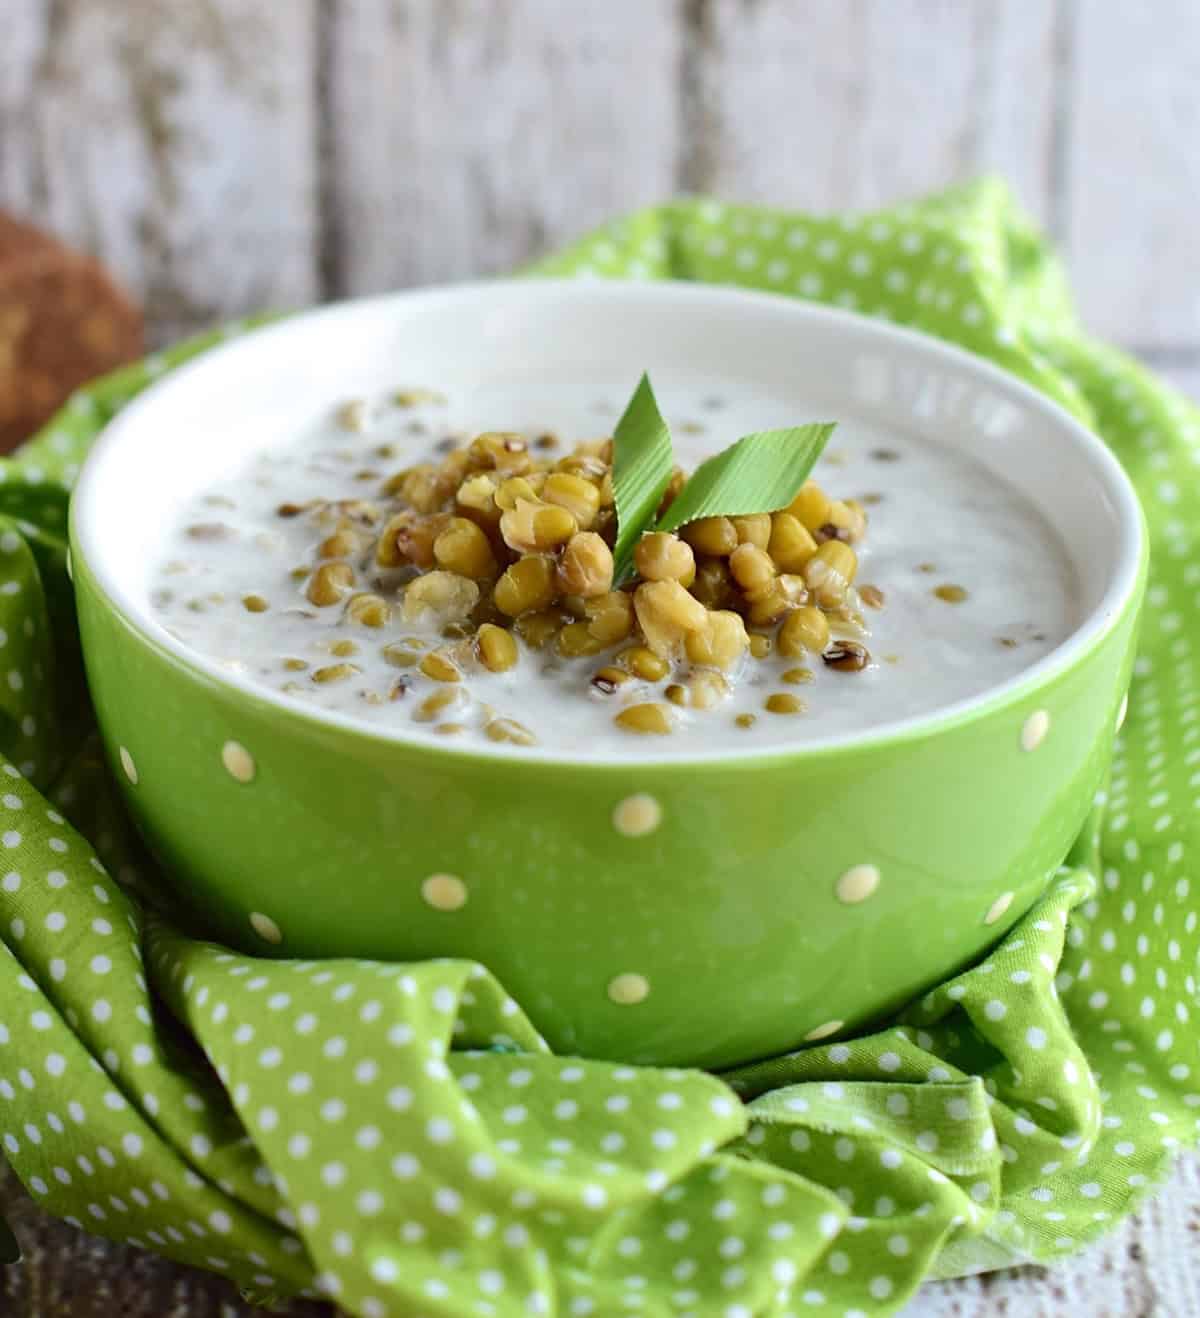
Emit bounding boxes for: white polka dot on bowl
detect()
[985,891,1015,926]
[607,973,650,1006]
[249,912,283,945]
[835,864,880,905]
[421,874,467,912]
[221,741,255,783]
[612,794,662,838]
[1021,710,1050,752]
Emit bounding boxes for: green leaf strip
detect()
[610,374,676,583]
[655,423,836,533]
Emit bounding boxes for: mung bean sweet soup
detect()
[149,374,1078,755]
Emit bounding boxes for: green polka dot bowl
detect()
[68,282,1147,1069]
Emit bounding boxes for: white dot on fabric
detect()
[612,794,662,838]
[1021,709,1051,751]
[391,1153,419,1180]
[607,973,649,1006]
[985,892,1015,925]
[835,864,880,904]
[118,747,138,785]
[426,1117,454,1144]
[249,912,283,945]
[221,741,256,783]
[421,873,467,911]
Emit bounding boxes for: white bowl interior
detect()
[71,280,1143,760]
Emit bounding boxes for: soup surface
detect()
[147,377,1078,754]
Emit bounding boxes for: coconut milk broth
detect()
[147,374,1079,755]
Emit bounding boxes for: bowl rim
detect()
[69,277,1149,769]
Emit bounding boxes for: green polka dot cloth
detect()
[1,178,1197,1316]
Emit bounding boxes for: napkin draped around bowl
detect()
[0,179,1196,1317]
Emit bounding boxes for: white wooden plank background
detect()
[1,0,1198,393]
[1067,0,1200,350]
[1,2,1198,1314]
[326,0,683,294]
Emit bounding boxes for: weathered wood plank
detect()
[6,1152,1199,1315]
[323,0,683,295]
[1066,0,1200,348]
[0,0,320,345]
[0,1165,327,1318]
[0,3,49,210]
[0,1163,327,1318]
[682,1,1060,226]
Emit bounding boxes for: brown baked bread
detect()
[0,213,143,453]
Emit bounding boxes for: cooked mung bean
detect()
[485,717,537,745]
[419,650,461,682]
[731,513,772,550]
[434,517,497,580]
[346,593,391,627]
[476,623,518,673]
[634,532,696,584]
[620,646,670,683]
[584,591,633,644]
[307,562,355,607]
[590,665,631,694]
[787,481,832,532]
[495,556,557,617]
[557,533,613,598]
[614,703,673,735]
[681,516,738,557]
[823,640,871,672]
[556,621,607,658]
[312,662,359,684]
[778,606,830,658]
[768,512,819,572]
[729,543,775,593]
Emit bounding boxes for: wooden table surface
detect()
[2,2,1198,1312]
[3,1155,1198,1316]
